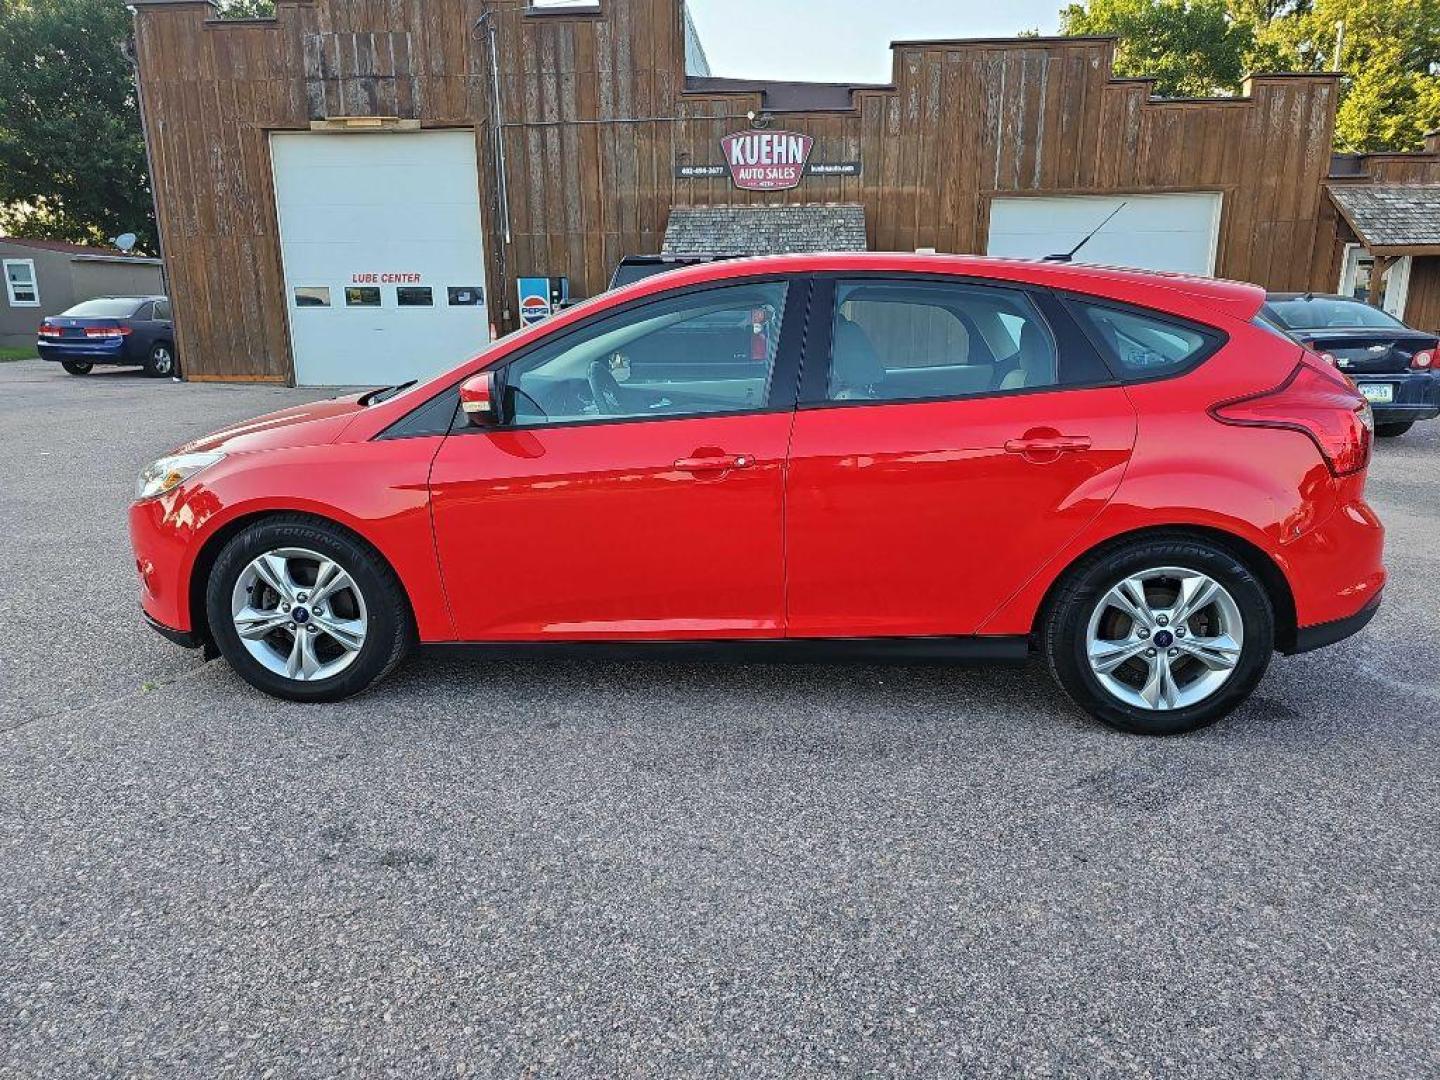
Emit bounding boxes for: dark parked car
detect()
[609,254,736,290]
[37,295,178,378]
[1260,293,1437,437]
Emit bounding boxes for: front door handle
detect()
[1004,434,1093,455]
[674,454,755,473]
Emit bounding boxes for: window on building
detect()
[345,287,381,307]
[4,259,39,307]
[397,287,434,307]
[827,279,1061,403]
[448,286,484,307]
[295,287,331,308]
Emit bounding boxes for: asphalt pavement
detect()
[1,359,1437,1078]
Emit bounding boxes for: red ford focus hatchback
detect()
[130,254,1384,735]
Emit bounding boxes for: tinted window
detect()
[295,287,330,308]
[505,281,788,427]
[1267,296,1404,331]
[397,287,433,307]
[345,287,381,307]
[827,280,1060,403]
[448,287,484,306]
[153,300,172,321]
[62,298,145,318]
[1071,302,1213,377]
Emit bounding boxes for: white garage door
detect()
[986,193,1223,277]
[271,131,491,387]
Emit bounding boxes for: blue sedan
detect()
[37,295,178,378]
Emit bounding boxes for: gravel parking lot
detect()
[2,358,1437,1078]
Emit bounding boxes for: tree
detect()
[1254,0,1440,152]
[0,0,272,252]
[1059,0,1256,97]
[1060,0,1440,151]
[0,0,155,250]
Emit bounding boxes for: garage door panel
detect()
[986,193,1223,277]
[271,131,490,387]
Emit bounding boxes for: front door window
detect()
[503,281,789,426]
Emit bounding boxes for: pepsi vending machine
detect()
[517,277,570,328]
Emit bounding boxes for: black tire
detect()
[205,515,415,703]
[1375,421,1413,439]
[61,360,92,376]
[144,341,177,378]
[1042,537,1275,736]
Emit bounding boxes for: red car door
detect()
[430,277,808,641]
[784,276,1137,638]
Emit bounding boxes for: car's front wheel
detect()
[61,361,92,376]
[1375,421,1413,439]
[1043,538,1275,735]
[205,516,414,702]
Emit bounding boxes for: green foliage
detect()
[1059,0,1256,97]
[1061,0,1440,151]
[215,0,275,17]
[1254,0,1440,152]
[0,0,154,250]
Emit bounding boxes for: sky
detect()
[685,0,1065,84]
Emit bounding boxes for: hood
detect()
[177,393,368,455]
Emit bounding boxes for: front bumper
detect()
[143,610,204,649]
[1352,371,1440,424]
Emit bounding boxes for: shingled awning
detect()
[662,203,869,257]
[1327,184,1440,256]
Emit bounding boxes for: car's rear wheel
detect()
[1043,538,1275,735]
[61,361,92,376]
[144,342,177,378]
[205,517,414,702]
[1375,421,1413,438]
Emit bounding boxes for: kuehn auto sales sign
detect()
[722,129,814,191]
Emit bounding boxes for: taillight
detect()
[38,322,63,338]
[1211,359,1373,477]
[1413,349,1434,370]
[84,325,132,338]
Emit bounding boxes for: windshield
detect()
[1266,297,1405,331]
[62,297,146,318]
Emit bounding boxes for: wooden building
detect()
[130,0,1440,385]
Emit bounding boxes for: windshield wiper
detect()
[361,381,417,406]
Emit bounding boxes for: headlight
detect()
[135,451,225,501]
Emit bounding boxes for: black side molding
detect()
[423,635,1032,666]
[143,610,204,650]
[1284,594,1382,656]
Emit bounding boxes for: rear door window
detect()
[824,279,1097,403]
[1067,301,1219,379]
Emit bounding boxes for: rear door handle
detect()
[1004,435,1093,455]
[674,454,755,472]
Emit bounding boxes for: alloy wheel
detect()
[229,547,368,682]
[152,347,174,375]
[1084,566,1244,712]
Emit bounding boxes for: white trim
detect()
[3,258,39,307]
[1339,243,1412,318]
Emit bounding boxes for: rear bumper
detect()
[1354,371,1440,423]
[1285,593,1382,655]
[37,338,136,364]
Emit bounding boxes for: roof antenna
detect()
[1044,202,1128,263]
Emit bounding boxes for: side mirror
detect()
[459,371,500,427]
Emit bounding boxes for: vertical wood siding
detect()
[133,0,1426,381]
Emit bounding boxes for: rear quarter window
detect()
[1066,299,1221,380]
